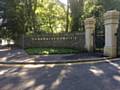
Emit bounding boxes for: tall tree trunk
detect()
[69,0,83,32]
[65,0,70,32]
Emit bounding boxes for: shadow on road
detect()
[0,60,120,90]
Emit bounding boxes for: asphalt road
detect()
[0,60,120,90]
[0,47,105,63]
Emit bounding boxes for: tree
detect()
[3,0,120,40]
[99,0,120,11]
[84,0,105,35]
[84,0,105,17]
[35,0,66,33]
[69,0,84,32]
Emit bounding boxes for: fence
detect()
[16,32,85,50]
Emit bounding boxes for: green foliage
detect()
[99,0,120,11]
[84,0,105,18]
[83,0,120,33]
[35,0,66,34]
[25,48,80,55]
[84,0,120,18]
[3,0,68,39]
[1,0,120,40]
[69,0,84,32]
[6,0,38,38]
[84,0,105,33]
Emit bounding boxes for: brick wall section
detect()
[16,32,85,50]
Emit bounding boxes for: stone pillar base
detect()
[86,46,94,52]
[104,46,117,57]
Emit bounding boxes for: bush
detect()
[25,48,80,55]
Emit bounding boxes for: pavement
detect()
[0,47,110,64]
[0,47,120,90]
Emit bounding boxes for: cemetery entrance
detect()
[94,27,105,52]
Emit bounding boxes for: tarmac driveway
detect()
[0,47,105,63]
[0,60,120,90]
[0,47,120,90]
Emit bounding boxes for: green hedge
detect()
[25,48,80,55]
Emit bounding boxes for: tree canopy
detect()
[0,0,120,40]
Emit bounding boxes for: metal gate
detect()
[117,18,120,56]
[94,25,105,52]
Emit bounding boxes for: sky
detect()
[59,0,67,5]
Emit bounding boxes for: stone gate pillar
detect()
[84,17,96,52]
[104,10,120,57]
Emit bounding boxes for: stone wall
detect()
[16,32,85,50]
